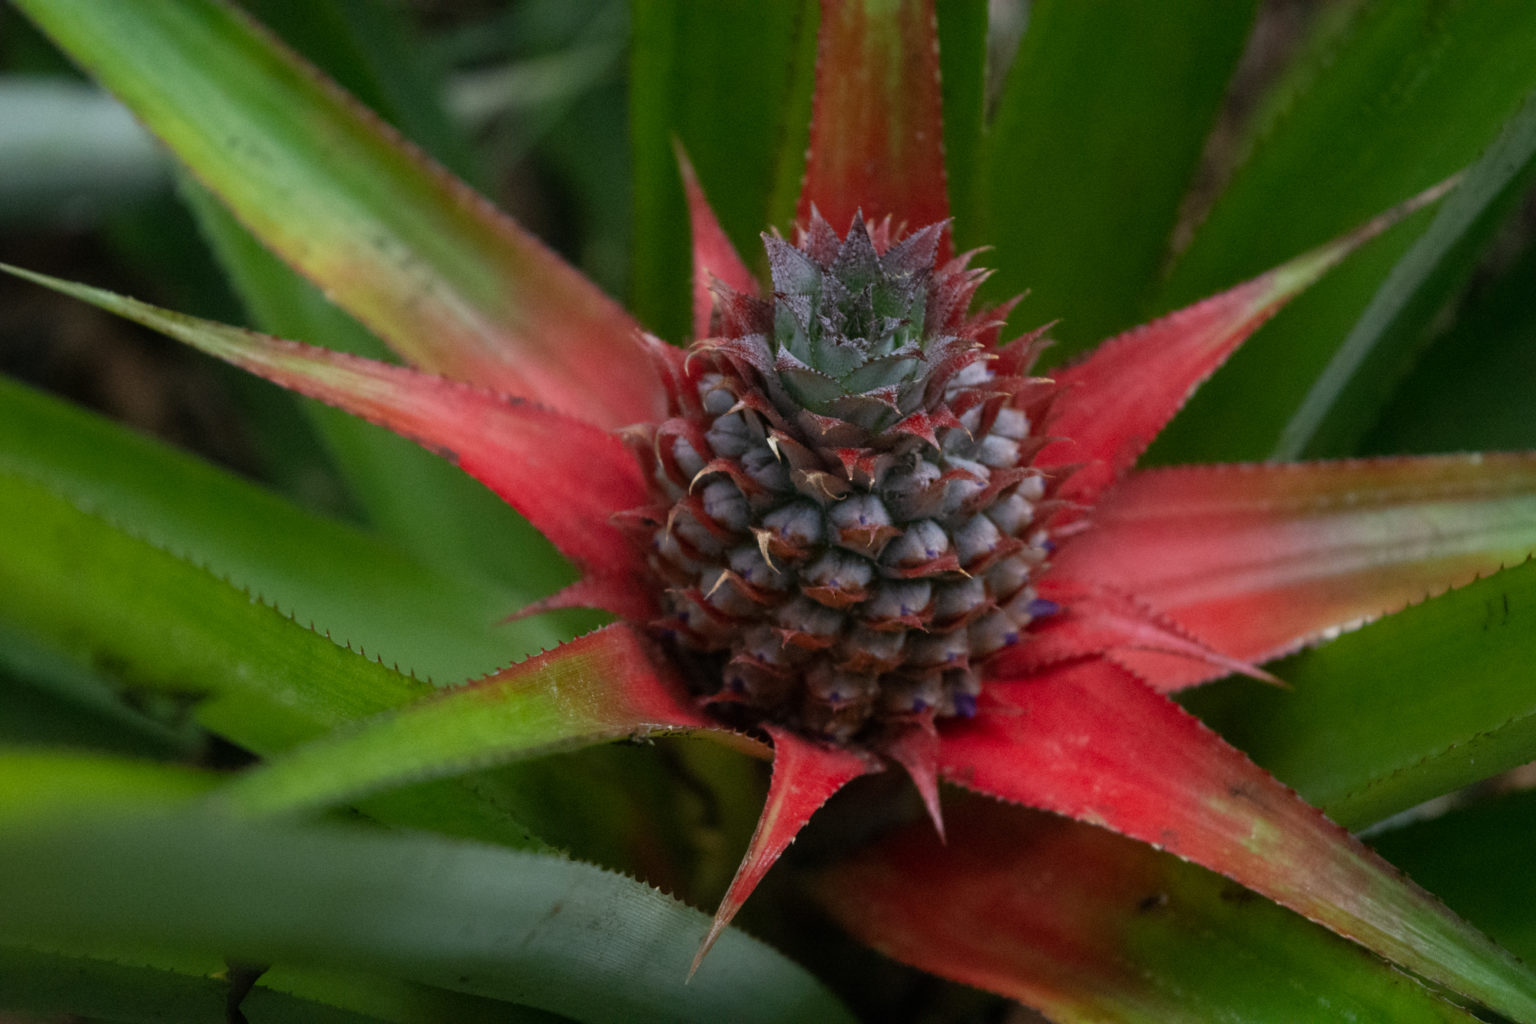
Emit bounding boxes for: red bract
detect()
[12,0,1536,1019]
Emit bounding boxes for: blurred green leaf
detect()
[933,3,987,236]
[629,0,815,339]
[445,5,625,151]
[0,864,550,1024]
[976,0,1256,352]
[0,622,204,757]
[1155,0,1536,461]
[0,470,557,847]
[0,944,392,1024]
[0,755,856,1024]
[532,58,633,299]
[0,749,215,818]
[1274,86,1536,458]
[1366,240,1536,454]
[1183,559,1536,829]
[1371,789,1536,968]
[0,375,557,682]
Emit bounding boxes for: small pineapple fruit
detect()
[642,212,1057,746]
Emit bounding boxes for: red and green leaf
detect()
[940,660,1536,1019]
[0,265,649,583]
[1183,557,1536,830]
[13,0,664,428]
[823,798,1480,1024]
[818,796,1478,1023]
[799,0,949,244]
[1040,183,1453,503]
[216,624,764,819]
[1053,453,1536,691]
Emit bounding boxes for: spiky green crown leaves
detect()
[768,217,936,428]
[708,211,993,442]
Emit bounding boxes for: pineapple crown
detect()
[709,210,991,441]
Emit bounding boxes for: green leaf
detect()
[1274,85,1536,458]
[0,375,558,683]
[1182,559,1536,830]
[443,1,627,180]
[628,0,815,338]
[1154,0,1536,461]
[1366,240,1536,454]
[0,470,552,848]
[0,756,856,1024]
[0,944,369,1024]
[0,749,216,818]
[0,465,716,867]
[933,2,987,235]
[975,0,1256,351]
[1371,789,1536,968]
[214,625,760,819]
[0,943,540,1024]
[0,469,425,741]
[0,622,203,758]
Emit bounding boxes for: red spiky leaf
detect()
[692,727,878,975]
[816,797,1477,1021]
[0,266,650,580]
[997,580,1277,686]
[1051,454,1536,690]
[938,659,1536,1019]
[1040,184,1456,504]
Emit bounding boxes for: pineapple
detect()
[641,212,1058,744]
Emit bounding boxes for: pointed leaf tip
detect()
[678,143,759,341]
[692,727,877,976]
[1260,175,1460,308]
[1053,454,1536,690]
[218,623,739,819]
[1042,179,1458,500]
[0,264,650,580]
[1000,581,1281,693]
[887,724,946,842]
